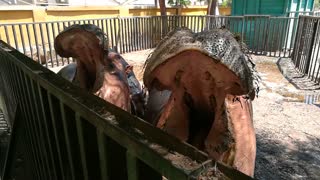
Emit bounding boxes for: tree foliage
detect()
[167,0,191,7]
[221,0,232,7]
[315,0,320,10]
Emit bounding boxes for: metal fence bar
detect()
[75,113,89,180]
[28,77,52,178]
[59,102,76,180]
[292,15,320,84]
[96,128,108,180]
[1,15,318,83]
[310,20,320,81]
[14,66,42,179]
[47,92,67,178]
[37,83,59,179]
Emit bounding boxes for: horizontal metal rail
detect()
[0,15,299,68]
[0,41,253,179]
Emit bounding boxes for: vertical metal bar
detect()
[100,19,105,50]
[22,73,49,178]
[26,24,34,59]
[135,18,139,51]
[2,60,16,104]
[300,20,312,72]
[143,17,147,49]
[278,18,286,57]
[289,17,296,56]
[126,151,139,180]
[275,18,281,57]
[189,16,194,31]
[29,77,53,178]
[135,17,142,51]
[148,17,152,48]
[197,16,200,32]
[63,22,71,64]
[295,18,305,69]
[290,17,299,56]
[292,17,301,63]
[200,16,204,31]
[125,18,132,52]
[57,22,66,65]
[143,17,147,50]
[137,17,141,50]
[12,25,19,50]
[39,23,48,68]
[256,17,261,54]
[132,18,136,51]
[118,18,123,54]
[241,17,245,43]
[32,24,41,64]
[59,102,76,180]
[303,19,314,71]
[315,59,320,84]
[252,17,258,54]
[310,20,320,81]
[46,23,54,67]
[37,83,60,179]
[129,18,133,52]
[264,17,270,55]
[271,18,277,56]
[18,24,26,54]
[151,17,157,48]
[47,92,66,178]
[75,113,89,180]
[4,25,11,45]
[97,128,109,180]
[294,17,306,67]
[51,22,60,66]
[125,18,129,53]
[186,15,190,29]
[98,19,101,28]
[113,18,119,52]
[14,66,42,179]
[128,17,136,52]
[283,18,290,57]
[108,19,114,50]
[247,17,251,53]
[305,19,318,75]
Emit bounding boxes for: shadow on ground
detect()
[254,131,320,179]
[277,58,320,91]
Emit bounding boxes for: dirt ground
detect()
[121,50,320,179]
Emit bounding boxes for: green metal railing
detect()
[292,15,320,84]
[0,15,300,68]
[0,41,253,180]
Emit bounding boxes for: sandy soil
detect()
[120,50,320,179]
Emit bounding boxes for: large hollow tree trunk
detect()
[143,28,260,177]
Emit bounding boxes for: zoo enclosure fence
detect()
[0,41,253,179]
[292,15,320,84]
[0,15,301,68]
[0,14,319,180]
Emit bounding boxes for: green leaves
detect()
[167,0,191,7]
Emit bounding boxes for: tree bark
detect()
[159,0,167,16]
[207,0,217,15]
